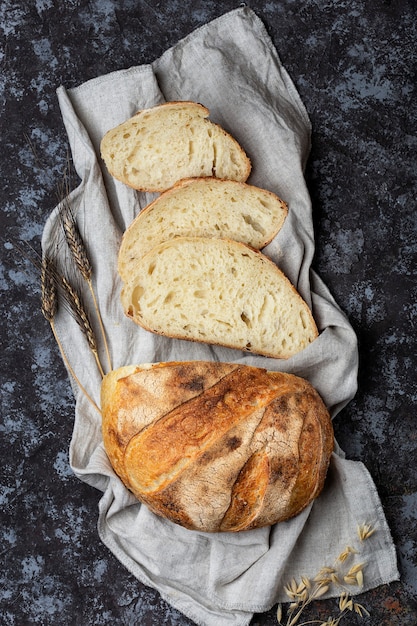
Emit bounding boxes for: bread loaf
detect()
[118,177,288,281]
[101,361,334,532]
[121,236,318,359]
[100,101,251,192]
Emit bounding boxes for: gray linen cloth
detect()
[41,7,399,626]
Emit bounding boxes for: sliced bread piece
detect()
[118,177,288,281]
[121,237,318,359]
[100,101,251,192]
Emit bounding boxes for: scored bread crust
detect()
[117,177,288,281]
[100,101,252,192]
[121,236,318,360]
[101,361,334,532]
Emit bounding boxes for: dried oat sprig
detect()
[276,523,376,626]
[358,523,376,542]
[278,578,330,626]
[58,197,112,373]
[336,546,358,564]
[41,255,101,415]
[343,562,365,588]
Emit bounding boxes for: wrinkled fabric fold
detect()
[42,7,399,626]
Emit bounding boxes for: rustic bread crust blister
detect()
[101,362,334,532]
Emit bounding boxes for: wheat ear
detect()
[59,198,112,373]
[41,256,101,415]
[58,274,106,379]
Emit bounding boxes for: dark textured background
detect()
[1,1,416,624]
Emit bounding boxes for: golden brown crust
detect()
[101,362,333,532]
[124,366,279,494]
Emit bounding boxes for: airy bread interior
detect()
[121,237,318,359]
[117,177,288,281]
[100,101,251,192]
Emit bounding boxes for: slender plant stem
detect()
[59,275,106,379]
[59,198,112,373]
[50,320,101,415]
[87,277,112,372]
[40,252,104,400]
[91,346,106,379]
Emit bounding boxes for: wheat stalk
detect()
[58,196,112,373]
[41,255,101,415]
[58,274,106,379]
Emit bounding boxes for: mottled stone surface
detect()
[1,1,416,625]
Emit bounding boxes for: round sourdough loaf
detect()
[101,361,334,532]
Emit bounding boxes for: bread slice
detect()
[100,101,251,192]
[118,177,288,281]
[101,361,333,531]
[121,237,318,359]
